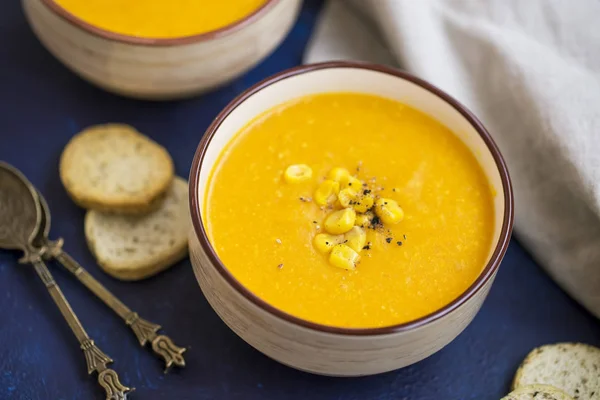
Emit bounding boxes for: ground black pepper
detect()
[370,214,382,228]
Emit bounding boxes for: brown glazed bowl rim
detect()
[189,61,514,336]
[40,0,280,46]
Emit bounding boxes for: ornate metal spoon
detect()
[0,162,132,400]
[34,191,186,372]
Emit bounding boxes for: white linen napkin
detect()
[304,0,600,318]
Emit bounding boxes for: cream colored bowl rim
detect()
[189,61,514,336]
[39,0,280,46]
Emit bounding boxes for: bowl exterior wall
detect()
[22,0,301,100]
[189,232,496,376]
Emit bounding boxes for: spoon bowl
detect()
[0,161,41,254]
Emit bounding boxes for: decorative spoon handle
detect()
[46,241,186,372]
[26,255,132,400]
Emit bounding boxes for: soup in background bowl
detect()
[189,62,513,376]
[52,0,269,39]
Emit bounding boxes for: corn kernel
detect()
[375,198,404,225]
[328,167,350,182]
[352,193,374,213]
[324,208,356,234]
[355,212,374,228]
[340,175,363,190]
[344,226,367,253]
[329,244,360,270]
[314,180,340,206]
[337,188,357,207]
[313,233,344,253]
[284,164,312,183]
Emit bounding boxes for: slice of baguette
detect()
[502,384,574,400]
[60,123,174,214]
[513,343,600,400]
[85,177,189,280]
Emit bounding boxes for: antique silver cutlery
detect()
[0,161,132,400]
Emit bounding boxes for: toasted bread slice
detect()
[85,177,189,280]
[60,123,174,214]
[513,343,600,400]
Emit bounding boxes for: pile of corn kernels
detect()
[284,164,404,270]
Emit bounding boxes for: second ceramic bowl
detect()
[22,0,302,100]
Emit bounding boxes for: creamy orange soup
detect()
[205,93,495,328]
[54,0,267,39]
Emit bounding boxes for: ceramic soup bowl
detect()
[189,61,514,376]
[22,0,302,100]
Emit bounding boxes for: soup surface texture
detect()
[54,0,267,38]
[204,93,495,328]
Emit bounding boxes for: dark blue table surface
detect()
[1,2,599,399]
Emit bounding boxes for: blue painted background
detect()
[1,1,599,399]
